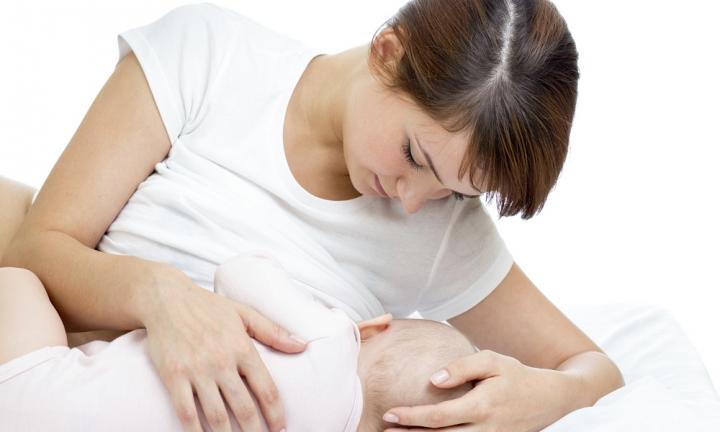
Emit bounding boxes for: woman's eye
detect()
[402,142,422,170]
[402,141,468,202]
[401,140,473,202]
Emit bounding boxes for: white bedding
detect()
[544,303,720,431]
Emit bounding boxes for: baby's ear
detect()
[358,313,393,341]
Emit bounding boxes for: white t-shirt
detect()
[97,2,514,322]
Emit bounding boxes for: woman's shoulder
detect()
[159,2,236,21]
[146,3,240,38]
[161,2,305,47]
[135,3,262,45]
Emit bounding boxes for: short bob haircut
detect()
[369,0,579,219]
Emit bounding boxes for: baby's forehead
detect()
[389,319,464,341]
[381,320,475,366]
[394,318,455,331]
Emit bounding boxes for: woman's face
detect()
[342,76,483,214]
[336,28,484,214]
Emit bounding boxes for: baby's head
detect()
[355,314,476,431]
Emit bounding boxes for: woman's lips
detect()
[374,174,389,197]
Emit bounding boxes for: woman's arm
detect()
[1,51,171,332]
[382,263,624,431]
[449,263,604,366]
[446,263,624,403]
[2,51,305,432]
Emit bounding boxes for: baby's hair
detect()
[363,319,477,430]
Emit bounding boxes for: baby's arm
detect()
[0,177,127,348]
[0,267,68,364]
[0,176,35,263]
[214,253,340,341]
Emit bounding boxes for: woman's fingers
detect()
[161,337,269,432]
[143,276,300,432]
[217,369,265,432]
[236,347,287,432]
[225,304,305,429]
[192,377,234,432]
[237,304,307,354]
[167,378,204,432]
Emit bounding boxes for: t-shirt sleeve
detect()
[415,199,514,322]
[115,3,232,146]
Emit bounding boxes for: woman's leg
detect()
[0,267,68,364]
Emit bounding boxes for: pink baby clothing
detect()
[0,253,363,431]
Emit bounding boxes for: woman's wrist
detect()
[133,261,191,328]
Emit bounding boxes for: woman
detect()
[2,1,624,432]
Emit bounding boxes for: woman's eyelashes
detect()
[452,192,466,201]
[402,141,422,171]
[402,140,465,201]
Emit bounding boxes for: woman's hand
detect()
[382,349,583,432]
[141,267,307,432]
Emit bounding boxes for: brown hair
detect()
[369,0,579,219]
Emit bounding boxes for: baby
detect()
[214,253,477,431]
[0,253,475,431]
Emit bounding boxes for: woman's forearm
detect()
[2,229,171,332]
[555,350,625,413]
[520,351,625,430]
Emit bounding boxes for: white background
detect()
[1,1,718,391]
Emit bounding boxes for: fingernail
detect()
[291,334,307,345]
[431,369,449,384]
[383,412,399,423]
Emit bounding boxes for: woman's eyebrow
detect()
[414,134,481,198]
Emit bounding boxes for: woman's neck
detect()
[292,44,368,172]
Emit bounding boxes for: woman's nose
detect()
[396,179,447,214]
[401,196,425,214]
